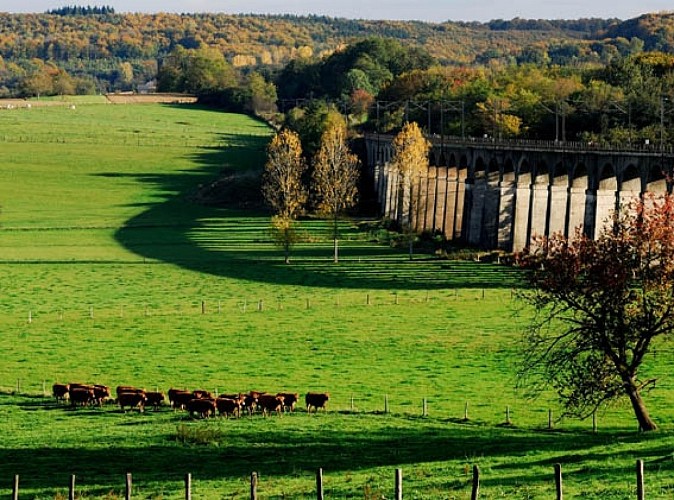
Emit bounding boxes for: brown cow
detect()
[277,392,299,412]
[92,385,111,406]
[187,398,216,418]
[52,383,70,403]
[116,385,145,397]
[305,392,330,413]
[169,389,193,410]
[258,394,285,416]
[216,397,241,418]
[191,389,213,399]
[145,391,165,411]
[243,391,263,415]
[118,392,147,412]
[69,386,95,407]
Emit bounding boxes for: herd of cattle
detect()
[51,383,330,418]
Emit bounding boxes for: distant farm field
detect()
[1,103,674,498]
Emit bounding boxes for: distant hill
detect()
[0,12,672,95]
[602,12,674,52]
[0,12,657,67]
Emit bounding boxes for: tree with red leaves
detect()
[516,193,674,431]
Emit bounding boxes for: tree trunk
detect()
[333,215,339,264]
[625,382,657,431]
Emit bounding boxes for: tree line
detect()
[0,11,673,98]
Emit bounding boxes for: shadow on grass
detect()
[110,111,521,290]
[0,416,665,495]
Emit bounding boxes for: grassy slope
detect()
[1,104,674,498]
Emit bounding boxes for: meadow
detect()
[0,103,673,498]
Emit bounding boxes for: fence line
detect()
[8,462,651,499]
[9,288,515,325]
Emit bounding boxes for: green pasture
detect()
[1,103,674,498]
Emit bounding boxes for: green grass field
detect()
[1,103,674,498]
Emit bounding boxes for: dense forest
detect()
[1,10,674,146]
[1,11,673,95]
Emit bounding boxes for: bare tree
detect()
[516,194,674,431]
[311,120,360,263]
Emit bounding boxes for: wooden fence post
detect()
[68,474,75,500]
[316,468,324,500]
[185,473,192,500]
[395,468,402,500]
[250,472,258,500]
[636,460,644,500]
[464,401,469,420]
[366,294,371,305]
[422,398,428,417]
[505,406,511,425]
[350,395,355,413]
[384,394,389,414]
[471,465,480,500]
[12,474,19,500]
[69,474,76,500]
[548,409,553,430]
[592,410,597,433]
[554,463,563,500]
[201,301,205,314]
[125,473,132,500]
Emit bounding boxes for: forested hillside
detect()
[0,11,672,96]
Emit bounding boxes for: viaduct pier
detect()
[365,134,674,252]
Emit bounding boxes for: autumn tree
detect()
[269,215,300,265]
[20,63,55,98]
[247,71,278,115]
[516,194,674,431]
[157,46,236,94]
[476,96,523,138]
[311,119,360,263]
[262,129,307,263]
[390,121,431,259]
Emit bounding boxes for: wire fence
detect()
[5,288,518,325]
[8,460,652,500]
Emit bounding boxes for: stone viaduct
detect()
[365,134,674,252]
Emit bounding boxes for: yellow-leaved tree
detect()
[311,119,360,263]
[391,121,431,259]
[262,129,307,263]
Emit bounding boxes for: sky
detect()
[0,0,671,22]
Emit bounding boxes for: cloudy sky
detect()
[0,0,671,22]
